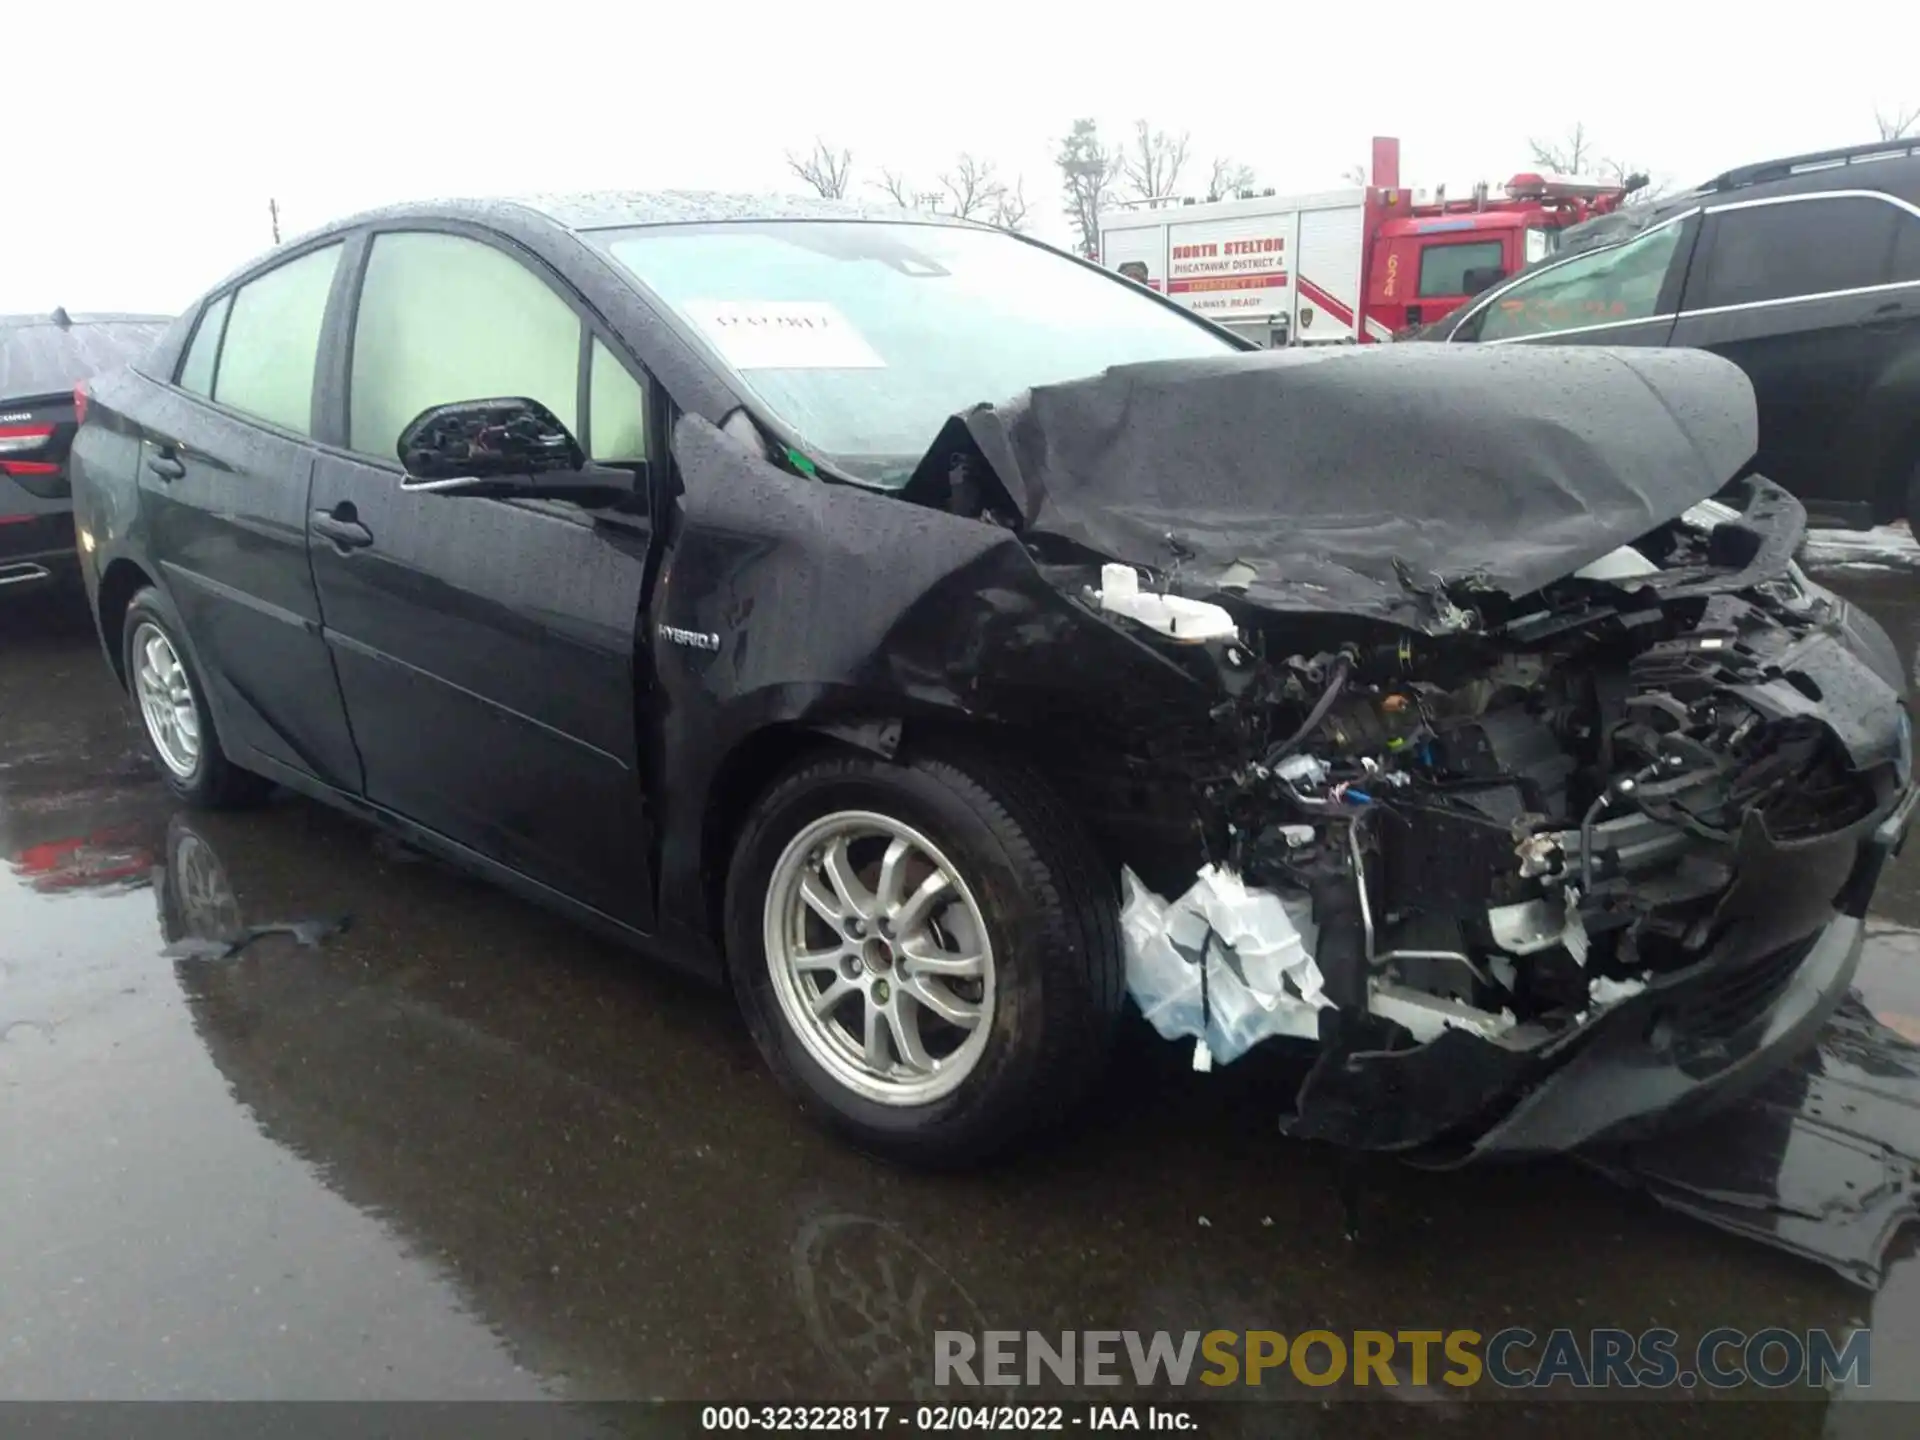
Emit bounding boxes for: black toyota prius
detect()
[68,191,1917,1169]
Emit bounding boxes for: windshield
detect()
[596,221,1236,485]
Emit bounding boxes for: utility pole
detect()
[269,198,282,245]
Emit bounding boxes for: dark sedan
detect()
[68,192,1915,1165]
[2,309,168,593]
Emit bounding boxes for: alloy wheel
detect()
[763,810,996,1106]
[132,622,201,779]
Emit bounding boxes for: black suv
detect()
[2,310,169,593]
[1421,141,1920,529]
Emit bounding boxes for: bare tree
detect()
[938,153,1007,220]
[990,178,1030,232]
[268,197,282,245]
[1340,162,1369,186]
[872,168,917,207]
[1529,123,1671,199]
[1122,119,1190,203]
[1205,157,1255,202]
[1600,159,1669,200]
[786,139,853,198]
[1527,123,1596,175]
[1057,119,1123,257]
[1877,102,1920,140]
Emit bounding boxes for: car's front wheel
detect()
[726,747,1122,1165]
[121,587,270,809]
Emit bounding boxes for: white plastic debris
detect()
[1120,865,1329,1066]
[1274,753,1329,787]
[1574,546,1660,581]
[1682,498,1742,531]
[1094,564,1239,643]
[1588,975,1648,1007]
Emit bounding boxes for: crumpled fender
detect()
[647,416,1217,955]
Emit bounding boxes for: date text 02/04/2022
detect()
[699,1405,1197,1431]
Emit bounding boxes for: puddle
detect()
[7,566,1920,1405]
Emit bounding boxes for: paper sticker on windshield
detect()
[683,301,885,370]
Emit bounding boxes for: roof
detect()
[301,189,975,241]
[180,190,998,319]
[1,310,173,329]
[1547,145,1920,261]
[1702,139,1920,194]
[508,189,974,232]
[0,312,171,400]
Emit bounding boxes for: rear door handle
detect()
[311,507,374,550]
[1859,301,1908,333]
[145,452,185,481]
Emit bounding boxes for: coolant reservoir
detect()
[1093,564,1239,642]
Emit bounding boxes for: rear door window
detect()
[1417,240,1504,297]
[213,244,343,435]
[1686,197,1900,309]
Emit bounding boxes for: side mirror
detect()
[396,398,636,504]
[1460,266,1509,297]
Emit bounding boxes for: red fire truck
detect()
[1098,137,1638,346]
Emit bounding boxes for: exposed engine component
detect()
[1104,505,1905,1094]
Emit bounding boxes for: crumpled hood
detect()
[925,344,1759,633]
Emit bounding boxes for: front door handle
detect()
[311,507,374,550]
[146,452,185,481]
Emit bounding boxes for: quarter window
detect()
[1892,212,1920,283]
[1470,222,1684,342]
[1688,197,1901,309]
[589,338,648,462]
[177,292,231,398]
[349,232,582,462]
[213,244,343,435]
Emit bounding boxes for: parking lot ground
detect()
[3,568,1918,1432]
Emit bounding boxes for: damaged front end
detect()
[912,346,1916,1161]
[1105,492,1912,1160]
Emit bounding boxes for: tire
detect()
[121,586,271,808]
[1905,454,1920,532]
[725,746,1123,1166]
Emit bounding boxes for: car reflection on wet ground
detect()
[4,569,1920,1434]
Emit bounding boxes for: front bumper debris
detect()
[1576,783,1920,1288]
[1585,995,1920,1290]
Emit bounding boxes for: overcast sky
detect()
[5,0,1916,316]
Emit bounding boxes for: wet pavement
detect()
[5,564,1920,1432]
